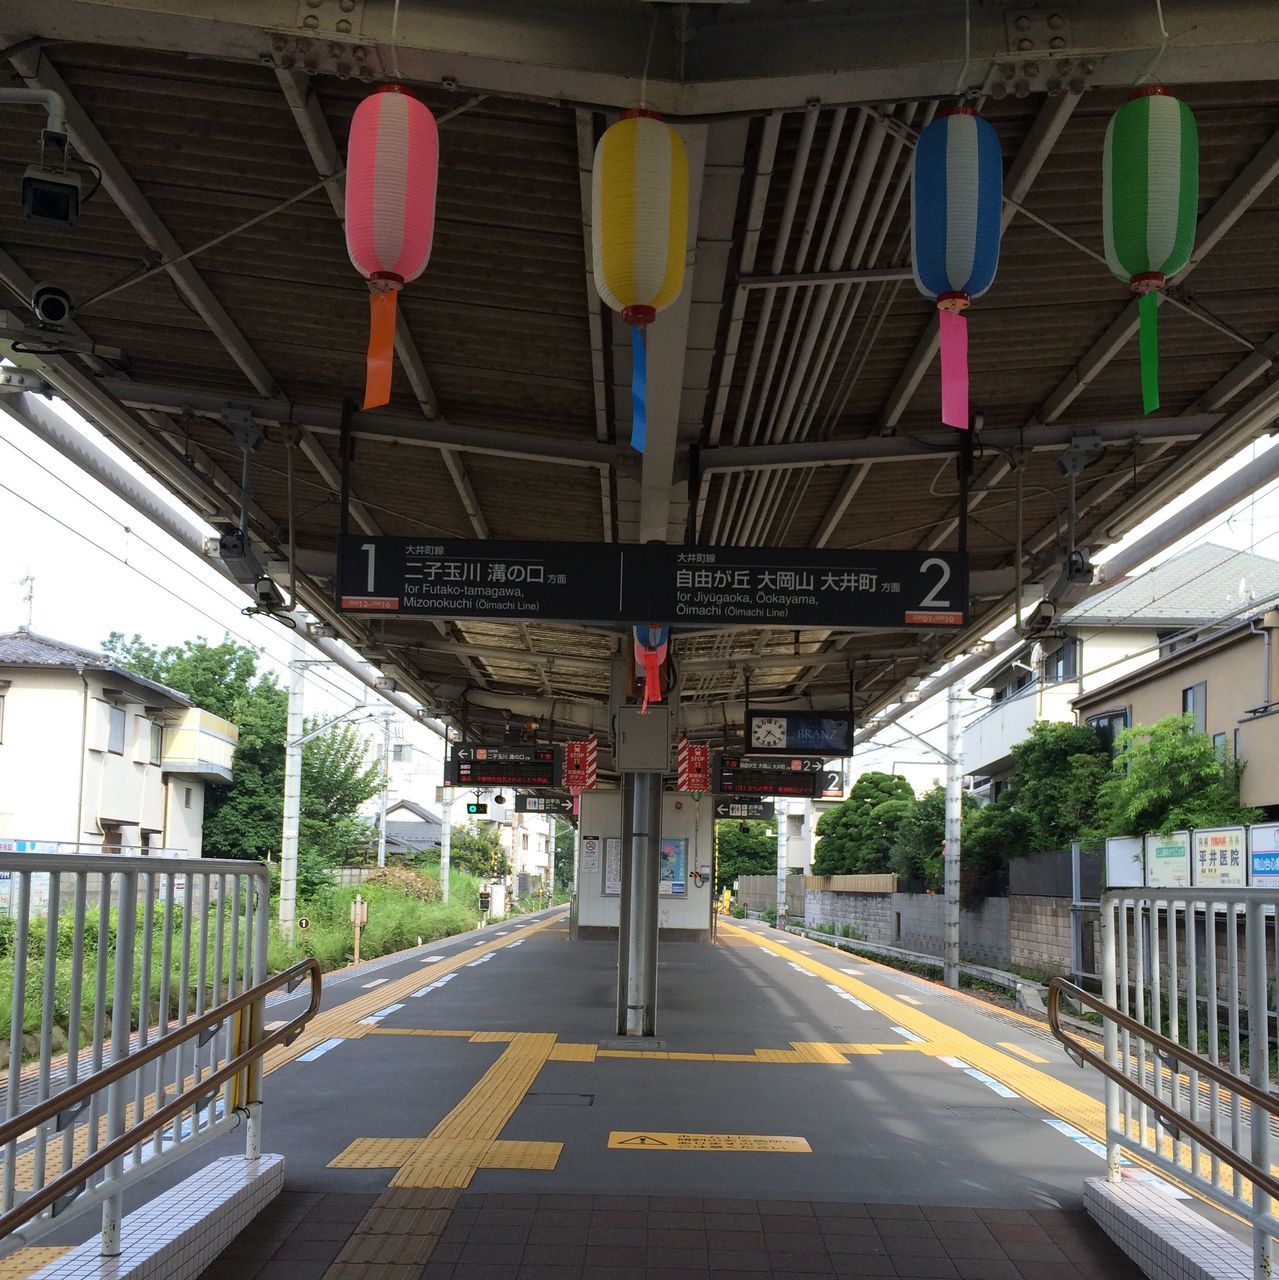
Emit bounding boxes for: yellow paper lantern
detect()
[592,110,688,451]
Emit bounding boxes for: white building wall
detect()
[163,779,206,857]
[0,669,85,843]
[1077,627,1159,695]
[576,789,713,933]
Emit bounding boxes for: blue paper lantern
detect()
[912,107,1003,429]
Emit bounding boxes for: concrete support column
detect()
[621,771,661,1036]
[775,803,788,925]
[615,779,635,1034]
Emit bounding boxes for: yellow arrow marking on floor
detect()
[609,1132,810,1152]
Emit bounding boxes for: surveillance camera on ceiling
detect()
[30,282,73,327]
[22,165,80,228]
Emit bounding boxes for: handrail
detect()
[0,853,269,877]
[1047,977,1279,1206]
[0,958,322,1241]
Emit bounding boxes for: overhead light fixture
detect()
[902,690,923,704]
[308,623,338,640]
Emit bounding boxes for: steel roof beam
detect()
[737,266,914,290]
[89,378,632,471]
[14,0,1279,116]
[699,415,1218,473]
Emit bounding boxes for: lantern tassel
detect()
[938,308,970,430]
[641,648,661,712]
[631,324,647,453]
[364,289,398,410]
[1139,290,1160,415]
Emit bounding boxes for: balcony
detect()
[963,680,1079,778]
[161,709,238,783]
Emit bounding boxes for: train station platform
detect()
[21,908,1229,1279]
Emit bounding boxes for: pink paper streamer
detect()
[939,308,970,430]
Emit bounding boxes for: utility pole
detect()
[280,633,305,943]
[376,714,392,868]
[775,802,788,926]
[943,684,964,990]
[439,781,451,902]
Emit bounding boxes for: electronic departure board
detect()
[712,754,825,799]
[448,745,562,788]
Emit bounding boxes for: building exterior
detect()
[1074,606,1279,815]
[383,798,444,858]
[963,545,1279,799]
[0,630,237,855]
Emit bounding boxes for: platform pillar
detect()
[618,771,661,1036]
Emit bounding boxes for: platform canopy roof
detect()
[2,1,1279,746]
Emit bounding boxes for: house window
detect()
[150,723,163,766]
[391,744,411,763]
[1088,709,1130,758]
[184,787,193,809]
[1047,638,1079,683]
[107,706,126,755]
[1213,732,1227,760]
[521,832,529,851]
[1182,681,1207,734]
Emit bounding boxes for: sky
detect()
[2,394,1278,800]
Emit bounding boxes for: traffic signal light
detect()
[466,802,488,816]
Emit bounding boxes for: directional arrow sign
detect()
[514,794,574,815]
[714,800,775,821]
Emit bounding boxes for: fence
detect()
[736,875,805,917]
[1052,888,1279,1278]
[0,852,295,1258]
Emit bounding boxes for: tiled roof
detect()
[0,629,190,705]
[1063,543,1279,628]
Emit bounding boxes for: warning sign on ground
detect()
[608,1132,811,1153]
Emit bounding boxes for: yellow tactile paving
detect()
[266,912,563,1068]
[0,1248,69,1278]
[722,920,1237,1203]
[999,1041,1051,1064]
[329,1032,561,1189]
[547,1042,597,1062]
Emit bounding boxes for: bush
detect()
[361,865,442,903]
[730,905,747,919]
[761,905,777,924]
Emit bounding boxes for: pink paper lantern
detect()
[344,86,438,408]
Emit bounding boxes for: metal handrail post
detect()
[1101,895,1122,1184]
[100,872,137,1257]
[245,875,271,1159]
[1245,899,1274,1275]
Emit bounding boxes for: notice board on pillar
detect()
[659,837,687,897]
[603,837,622,896]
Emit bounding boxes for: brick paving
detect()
[198,1190,1143,1280]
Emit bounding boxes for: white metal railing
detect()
[0,853,289,1257]
[1053,888,1279,1279]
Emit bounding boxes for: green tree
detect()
[888,785,947,891]
[714,819,776,890]
[812,772,915,876]
[105,634,384,869]
[103,632,257,720]
[1003,721,1109,850]
[552,820,575,891]
[449,823,509,879]
[1096,713,1262,836]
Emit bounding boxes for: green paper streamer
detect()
[1139,291,1160,415]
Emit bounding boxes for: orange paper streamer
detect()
[364,289,398,409]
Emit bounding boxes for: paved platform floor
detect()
[197,1186,1143,1279]
[17,907,1210,1276]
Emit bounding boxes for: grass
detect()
[0,865,487,1067]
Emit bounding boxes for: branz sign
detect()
[337,537,966,630]
[713,755,825,799]
[746,710,852,755]
[448,745,562,788]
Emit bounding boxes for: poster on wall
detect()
[1192,826,1246,888]
[1249,822,1279,888]
[1105,836,1144,888]
[659,837,687,897]
[581,835,600,874]
[603,838,622,896]
[1144,831,1191,888]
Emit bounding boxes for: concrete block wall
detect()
[804,890,1010,969]
[1009,894,1074,977]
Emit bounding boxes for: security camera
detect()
[22,165,81,228]
[1026,599,1058,633]
[30,283,73,327]
[252,576,285,609]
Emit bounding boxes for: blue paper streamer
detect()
[630,325,647,454]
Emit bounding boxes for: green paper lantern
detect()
[1102,86,1199,415]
